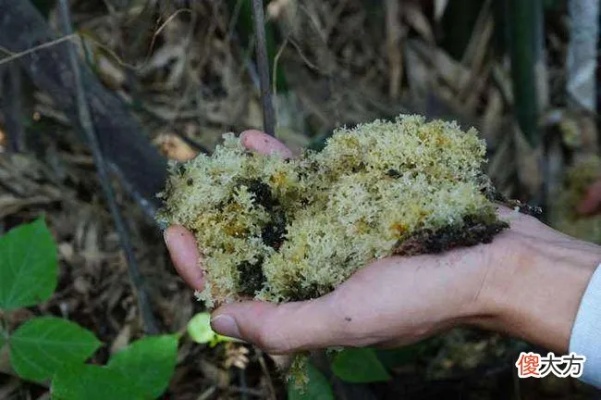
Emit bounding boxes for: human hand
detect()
[164,131,600,355]
[578,178,601,215]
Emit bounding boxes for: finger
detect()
[210,297,354,354]
[578,179,601,215]
[240,129,293,159]
[164,225,205,291]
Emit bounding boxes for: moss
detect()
[157,115,508,306]
[261,211,287,249]
[284,282,334,302]
[237,258,266,296]
[239,178,276,210]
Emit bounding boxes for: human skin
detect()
[164,130,601,355]
[578,178,601,215]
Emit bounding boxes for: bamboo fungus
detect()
[158,116,508,306]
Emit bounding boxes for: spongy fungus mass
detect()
[158,115,507,307]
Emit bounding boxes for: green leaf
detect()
[52,364,144,400]
[107,335,178,398]
[288,362,334,400]
[187,313,232,346]
[10,317,101,382]
[331,348,391,383]
[376,346,421,370]
[187,313,215,344]
[0,219,58,310]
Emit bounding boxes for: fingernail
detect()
[211,314,241,339]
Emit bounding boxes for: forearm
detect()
[475,230,601,353]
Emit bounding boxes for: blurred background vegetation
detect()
[0,0,599,399]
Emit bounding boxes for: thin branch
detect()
[237,368,249,400]
[257,351,277,400]
[57,0,159,334]
[0,35,77,66]
[0,8,191,72]
[271,36,289,120]
[250,0,276,136]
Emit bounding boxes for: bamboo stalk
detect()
[508,0,543,146]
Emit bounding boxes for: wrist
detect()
[473,227,600,353]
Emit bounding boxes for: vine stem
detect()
[57,0,159,334]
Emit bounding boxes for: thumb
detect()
[210,297,354,353]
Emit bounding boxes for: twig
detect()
[0,35,77,67]
[237,368,249,400]
[57,0,159,334]
[272,36,289,120]
[257,351,277,400]
[385,0,403,99]
[250,0,276,136]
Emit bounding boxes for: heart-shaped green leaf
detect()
[0,219,58,310]
[10,317,101,382]
[331,348,391,383]
[187,312,233,346]
[376,345,422,369]
[107,335,178,398]
[187,312,215,344]
[52,364,144,400]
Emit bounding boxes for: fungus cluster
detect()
[158,115,507,307]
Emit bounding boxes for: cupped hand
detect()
[164,130,600,355]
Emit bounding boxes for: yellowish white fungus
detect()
[157,115,507,307]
